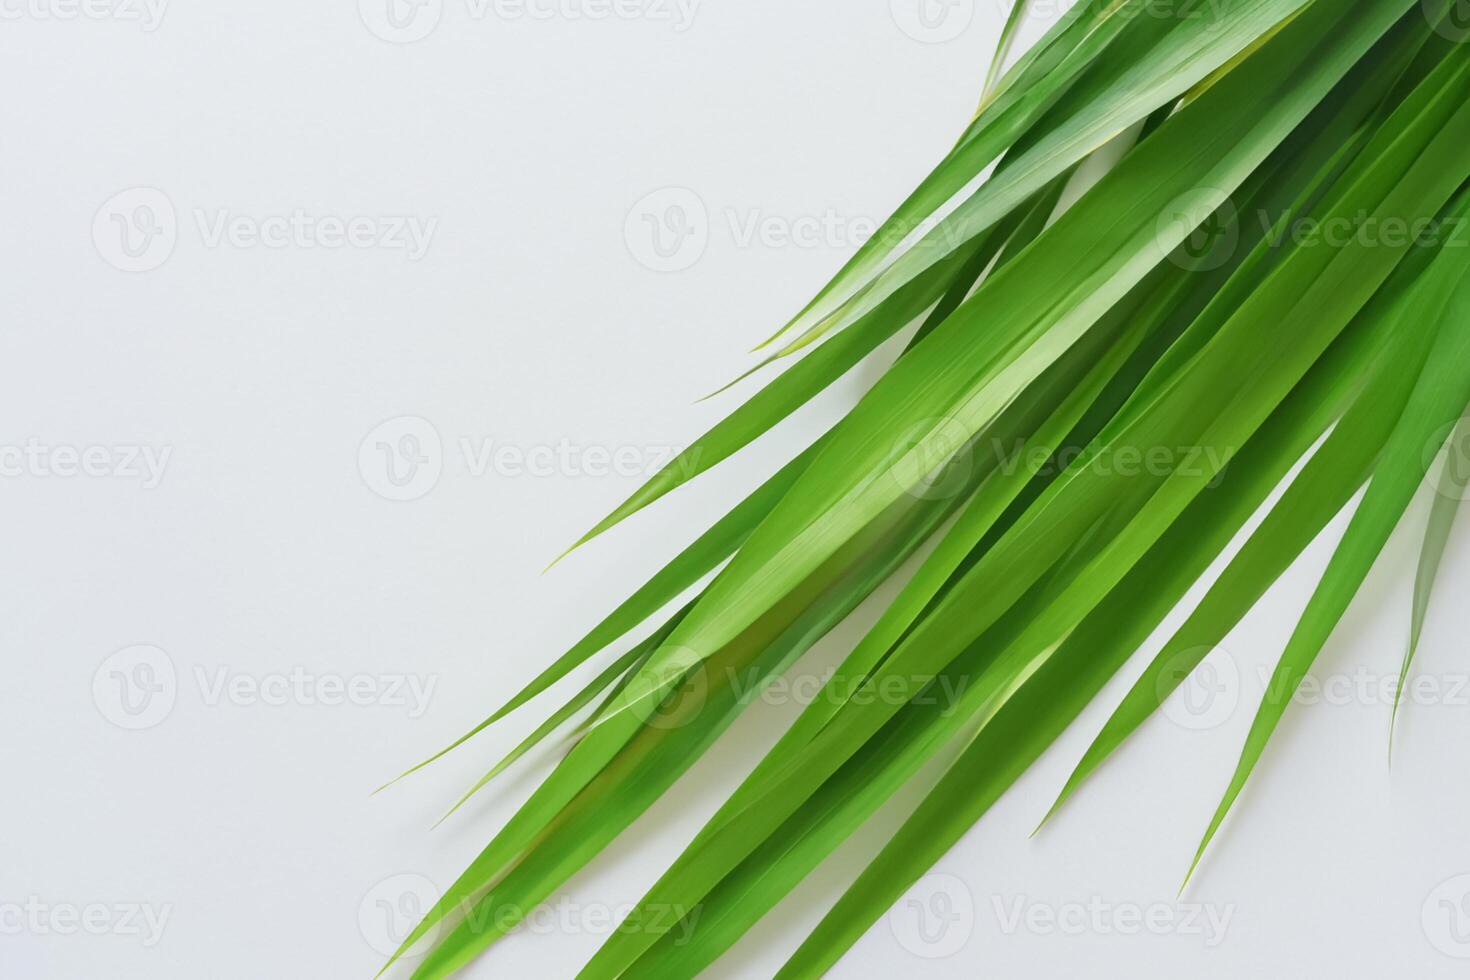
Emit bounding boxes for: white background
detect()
[4,1,1470,978]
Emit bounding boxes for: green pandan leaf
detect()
[379,5,1470,978]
